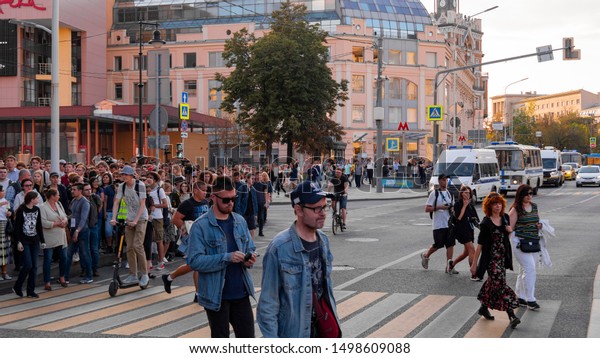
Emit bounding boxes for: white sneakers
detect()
[139,274,149,288]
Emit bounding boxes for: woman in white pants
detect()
[508,184,542,310]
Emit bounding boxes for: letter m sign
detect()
[397,122,409,131]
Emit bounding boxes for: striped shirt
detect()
[515,203,539,240]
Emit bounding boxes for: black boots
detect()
[507,309,521,329]
[478,306,495,320]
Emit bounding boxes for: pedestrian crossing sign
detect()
[179,103,190,120]
[427,105,443,121]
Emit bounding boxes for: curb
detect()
[587,265,600,337]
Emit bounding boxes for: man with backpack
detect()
[422,174,457,274]
[145,171,169,269]
[83,183,102,277]
[110,165,149,288]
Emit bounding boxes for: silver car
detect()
[575,165,600,187]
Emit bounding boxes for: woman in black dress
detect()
[470,193,520,329]
[448,185,479,277]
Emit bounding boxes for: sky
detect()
[421,0,600,100]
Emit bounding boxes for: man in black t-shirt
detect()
[162,181,210,300]
[327,167,349,229]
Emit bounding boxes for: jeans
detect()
[104,212,114,239]
[65,228,91,281]
[89,222,100,272]
[14,242,39,295]
[355,174,362,188]
[43,246,67,283]
[205,296,255,338]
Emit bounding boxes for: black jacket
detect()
[475,215,513,279]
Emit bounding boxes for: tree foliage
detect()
[215,2,348,161]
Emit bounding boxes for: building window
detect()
[389,107,401,123]
[407,82,417,101]
[133,82,147,103]
[352,75,365,93]
[209,52,225,67]
[352,46,364,63]
[407,108,417,123]
[389,78,402,99]
[406,52,417,65]
[425,52,437,68]
[425,79,434,96]
[208,80,221,101]
[114,83,123,100]
[389,50,401,65]
[133,55,147,71]
[114,56,122,71]
[184,80,197,96]
[352,105,365,122]
[184,52,196,68]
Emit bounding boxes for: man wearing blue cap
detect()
[257,181,340,338]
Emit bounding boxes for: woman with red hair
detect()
[471,192,520,329]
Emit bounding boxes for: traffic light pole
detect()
[432,44,574,165]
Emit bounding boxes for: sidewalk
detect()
[269,182,429,206]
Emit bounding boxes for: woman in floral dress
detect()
[471,193,521,329]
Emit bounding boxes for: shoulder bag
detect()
[518,236,541,253]
[312,290,341,338]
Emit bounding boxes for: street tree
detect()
[512,102,537,145]
[216,2,348,162]
[538,112,589,152]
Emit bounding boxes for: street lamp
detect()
[504,77,528,141]
[450,6,498,145]
[138,21,165,159]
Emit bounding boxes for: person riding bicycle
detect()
[327,166,349,229]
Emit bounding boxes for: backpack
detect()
[87,195,99,228]
[429,189,454,219]
[121,180,141,198]
[158,187,171,228]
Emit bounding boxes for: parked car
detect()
[562,164,575,180]
[575,165,600,187]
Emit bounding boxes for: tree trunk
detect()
[265,142,273,166]
[286,139,294,164]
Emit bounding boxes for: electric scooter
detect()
[108,221,148,297]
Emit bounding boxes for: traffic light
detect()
[563,37,581,60]
[176,143,183,158]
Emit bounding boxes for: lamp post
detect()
[138,20,165,159]
[450,5,498,145]
[504,77,528,141]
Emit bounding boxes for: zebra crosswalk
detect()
[0,281,560,338]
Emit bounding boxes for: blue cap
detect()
[120,165,135,176]
[290,181,327,206]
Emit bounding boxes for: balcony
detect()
[38,63,51,75]
[38,97,51,106]
[473,85,486,93]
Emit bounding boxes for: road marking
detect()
[337,291,387,319]
[368,295,454,337]
[415,296,480,337]
[334,250,423,290]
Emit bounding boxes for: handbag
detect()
[312,291,341,338]
[518,237,541,253]
[5,218,15,236]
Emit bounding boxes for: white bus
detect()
[429,146,500,203]
[486,142,543,195]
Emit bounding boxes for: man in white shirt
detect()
[421,174,456,274]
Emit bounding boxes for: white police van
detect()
[429,146,501,203]
[541,146,564,187]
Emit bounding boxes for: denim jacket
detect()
[186,209,256,311]
[257,223,338,338]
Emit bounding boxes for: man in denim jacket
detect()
[257,181,340,338]
[186,175,257,338]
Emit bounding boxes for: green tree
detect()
[216,2,348,161]
[512,102,537,145]
[538,112,589,152]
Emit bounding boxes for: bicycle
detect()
[330,194,345,235]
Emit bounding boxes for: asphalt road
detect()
[0,180,598,338]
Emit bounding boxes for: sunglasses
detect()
[526,192,534,196]
[214,194,237,204]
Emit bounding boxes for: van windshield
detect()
[542,158,557,170]
[434,162,475,177]
[496,150,524,171]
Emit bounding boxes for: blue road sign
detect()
[182,92,188,104]
[179,103,190,120]
[427,105,443,121]
[181,120,188,132]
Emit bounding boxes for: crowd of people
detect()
[0,154,344,338]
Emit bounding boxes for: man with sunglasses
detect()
[186,176,257,338]
[257,181,340,338]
